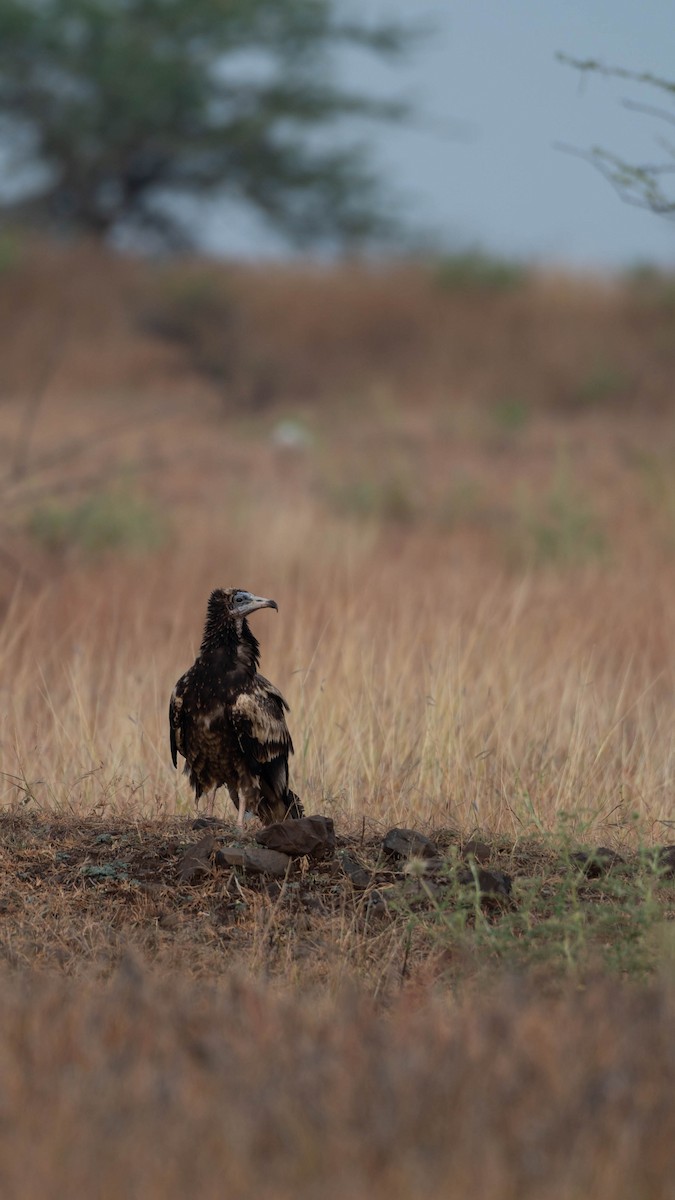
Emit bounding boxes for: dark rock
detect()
[178,834,217,883]
[461,839,492,864]
[192,816,231,830]
[382,827,439,861]
[256,815,335,859]
[570,847,624,878]
[457,866,513,900]
[215,846,291,878]
[338,851,373,890]
[215,846,246,868]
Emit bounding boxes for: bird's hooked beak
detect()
[235,592,278,617]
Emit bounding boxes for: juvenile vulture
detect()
[169,588,302,826]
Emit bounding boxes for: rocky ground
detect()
[1,809,674,984]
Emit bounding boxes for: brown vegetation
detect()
[0,967,674,1200]
[1,238,675,1196]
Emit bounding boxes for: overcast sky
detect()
[202,0,675,270]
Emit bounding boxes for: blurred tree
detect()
[558,55,675,220]
[0,0,410,249]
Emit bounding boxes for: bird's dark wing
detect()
[230,676,291,825]
[230,677,294,815]
[231,677,293,767]
[169,677,188,768]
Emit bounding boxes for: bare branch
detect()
[557,54,675,98]
[557,54,675,219]
[621,98,675,129]
[555,142,675,215]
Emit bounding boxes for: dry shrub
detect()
[0,966,673,1199]
[135,261,675,415]
[2,240,675,416]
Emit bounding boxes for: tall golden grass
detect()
[2,502,674,841]
[1,244,674,841]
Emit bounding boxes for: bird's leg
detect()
[237,791,247,829]
[237,781,259,829]
[206,786,218,817]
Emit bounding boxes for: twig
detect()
[399,929,412,986]
[621,97,675,128]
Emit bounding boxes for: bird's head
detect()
[210,588,279,620]
[201,588,278,655]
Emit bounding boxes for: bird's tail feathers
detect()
[258,787,304,825]
[284,790,304,819]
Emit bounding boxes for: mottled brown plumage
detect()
[169,588,302,826]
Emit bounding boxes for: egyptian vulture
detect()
[169,588,302,826]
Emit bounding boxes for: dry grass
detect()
[0,967,674,1200]
[2,239,675,1195]
[2,518,674,839]
[1,241,674,887]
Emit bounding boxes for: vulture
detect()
[169,588,302,826]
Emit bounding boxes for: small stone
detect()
[256,815,335,859]
[457,865,513,900]
[570,847,624,878]
[338,851,373,890]
[461,839,492,864]
[382,828,439,861]
[215,846,291,878]
[178,834,217,882]
[215,847,245,869]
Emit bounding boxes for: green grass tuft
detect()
[27,488,169,557]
